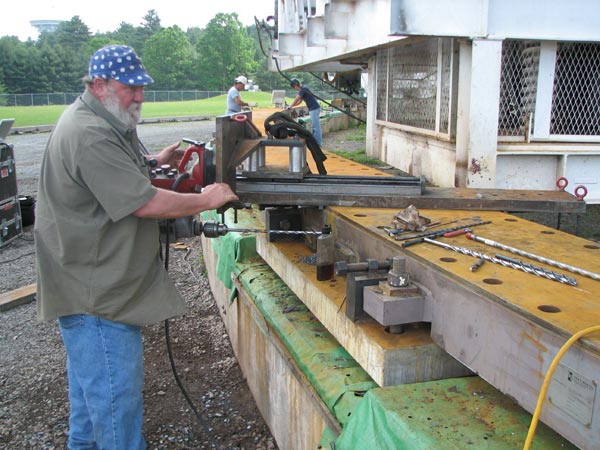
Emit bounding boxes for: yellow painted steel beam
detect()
[327,206,600,349]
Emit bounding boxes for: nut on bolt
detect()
[334,261,349,276]
[388,256,409,287]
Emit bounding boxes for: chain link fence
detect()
[0,91,226,107]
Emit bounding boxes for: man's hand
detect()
[154,142,183,167]
[200,183,239,210]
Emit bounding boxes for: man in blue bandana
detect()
[35,45,237,450]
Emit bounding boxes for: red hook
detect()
[232,114,247,123]
[574,185,588,201]
[556,177,568,191]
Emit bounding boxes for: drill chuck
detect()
[200,220,229,238]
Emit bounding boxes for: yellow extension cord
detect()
[523,325,600,450]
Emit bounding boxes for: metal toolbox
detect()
[0,196,22,248]
[0,142,17,203]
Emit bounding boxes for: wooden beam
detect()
[0,284,36,312]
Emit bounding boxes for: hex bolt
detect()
[388,324,405,335]
[388,256,409,287]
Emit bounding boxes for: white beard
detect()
[102,87,142,128]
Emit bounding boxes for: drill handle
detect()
[177,141,205,173]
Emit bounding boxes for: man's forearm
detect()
[133,186,235,219]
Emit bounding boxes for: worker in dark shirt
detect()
[289,78,322,145]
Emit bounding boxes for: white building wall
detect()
[378,127,456,187]
[273,0,600,202]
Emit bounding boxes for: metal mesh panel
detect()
[498,40,540,138]
[388,40,438,130]
[551,42,600,136]
[439,39,453,134]
[375,38,453,135]
[376,50,389,121]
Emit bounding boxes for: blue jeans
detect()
[309,108,322,145]
[58,314,145,450]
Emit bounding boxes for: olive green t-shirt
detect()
[35,89,186,326]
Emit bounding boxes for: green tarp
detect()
[333,377,577,450]
[202,208,376,426]
[203,208,578,450]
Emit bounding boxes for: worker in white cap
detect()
[226,75,249,115]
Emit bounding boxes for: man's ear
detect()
[89,78,109,99]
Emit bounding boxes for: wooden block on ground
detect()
[0,283,36,312]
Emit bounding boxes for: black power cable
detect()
[274,57,366,124]
[264,111,328,175]
[162,171,220,449]
[253,17,366,124]
[307,71,366,106]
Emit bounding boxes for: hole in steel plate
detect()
[483,278,503,285]
[584,244,600,250]
[440,257,457,263]
[504,218,518,222]
[353,214,367,217]
[541,230,555,235]
[538,305,561,313]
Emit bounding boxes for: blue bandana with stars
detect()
[89,45,154,86]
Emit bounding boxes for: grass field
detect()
[0,91,290,127]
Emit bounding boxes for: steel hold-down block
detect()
[363,283,428,327]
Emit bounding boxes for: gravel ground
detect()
[0,119,278,450]
[1,119,598,449]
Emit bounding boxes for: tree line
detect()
[0,10,305,96]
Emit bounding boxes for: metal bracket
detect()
[263,207,305,242]
[344,271,388,322]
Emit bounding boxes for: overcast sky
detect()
[2,0,276,41]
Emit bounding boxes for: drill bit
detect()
[394,221,491,241]
[200,220,322,238]
[423,238,577,286]
[469,258,486,272]
[225,227,322,236]
[467,232,600,281]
